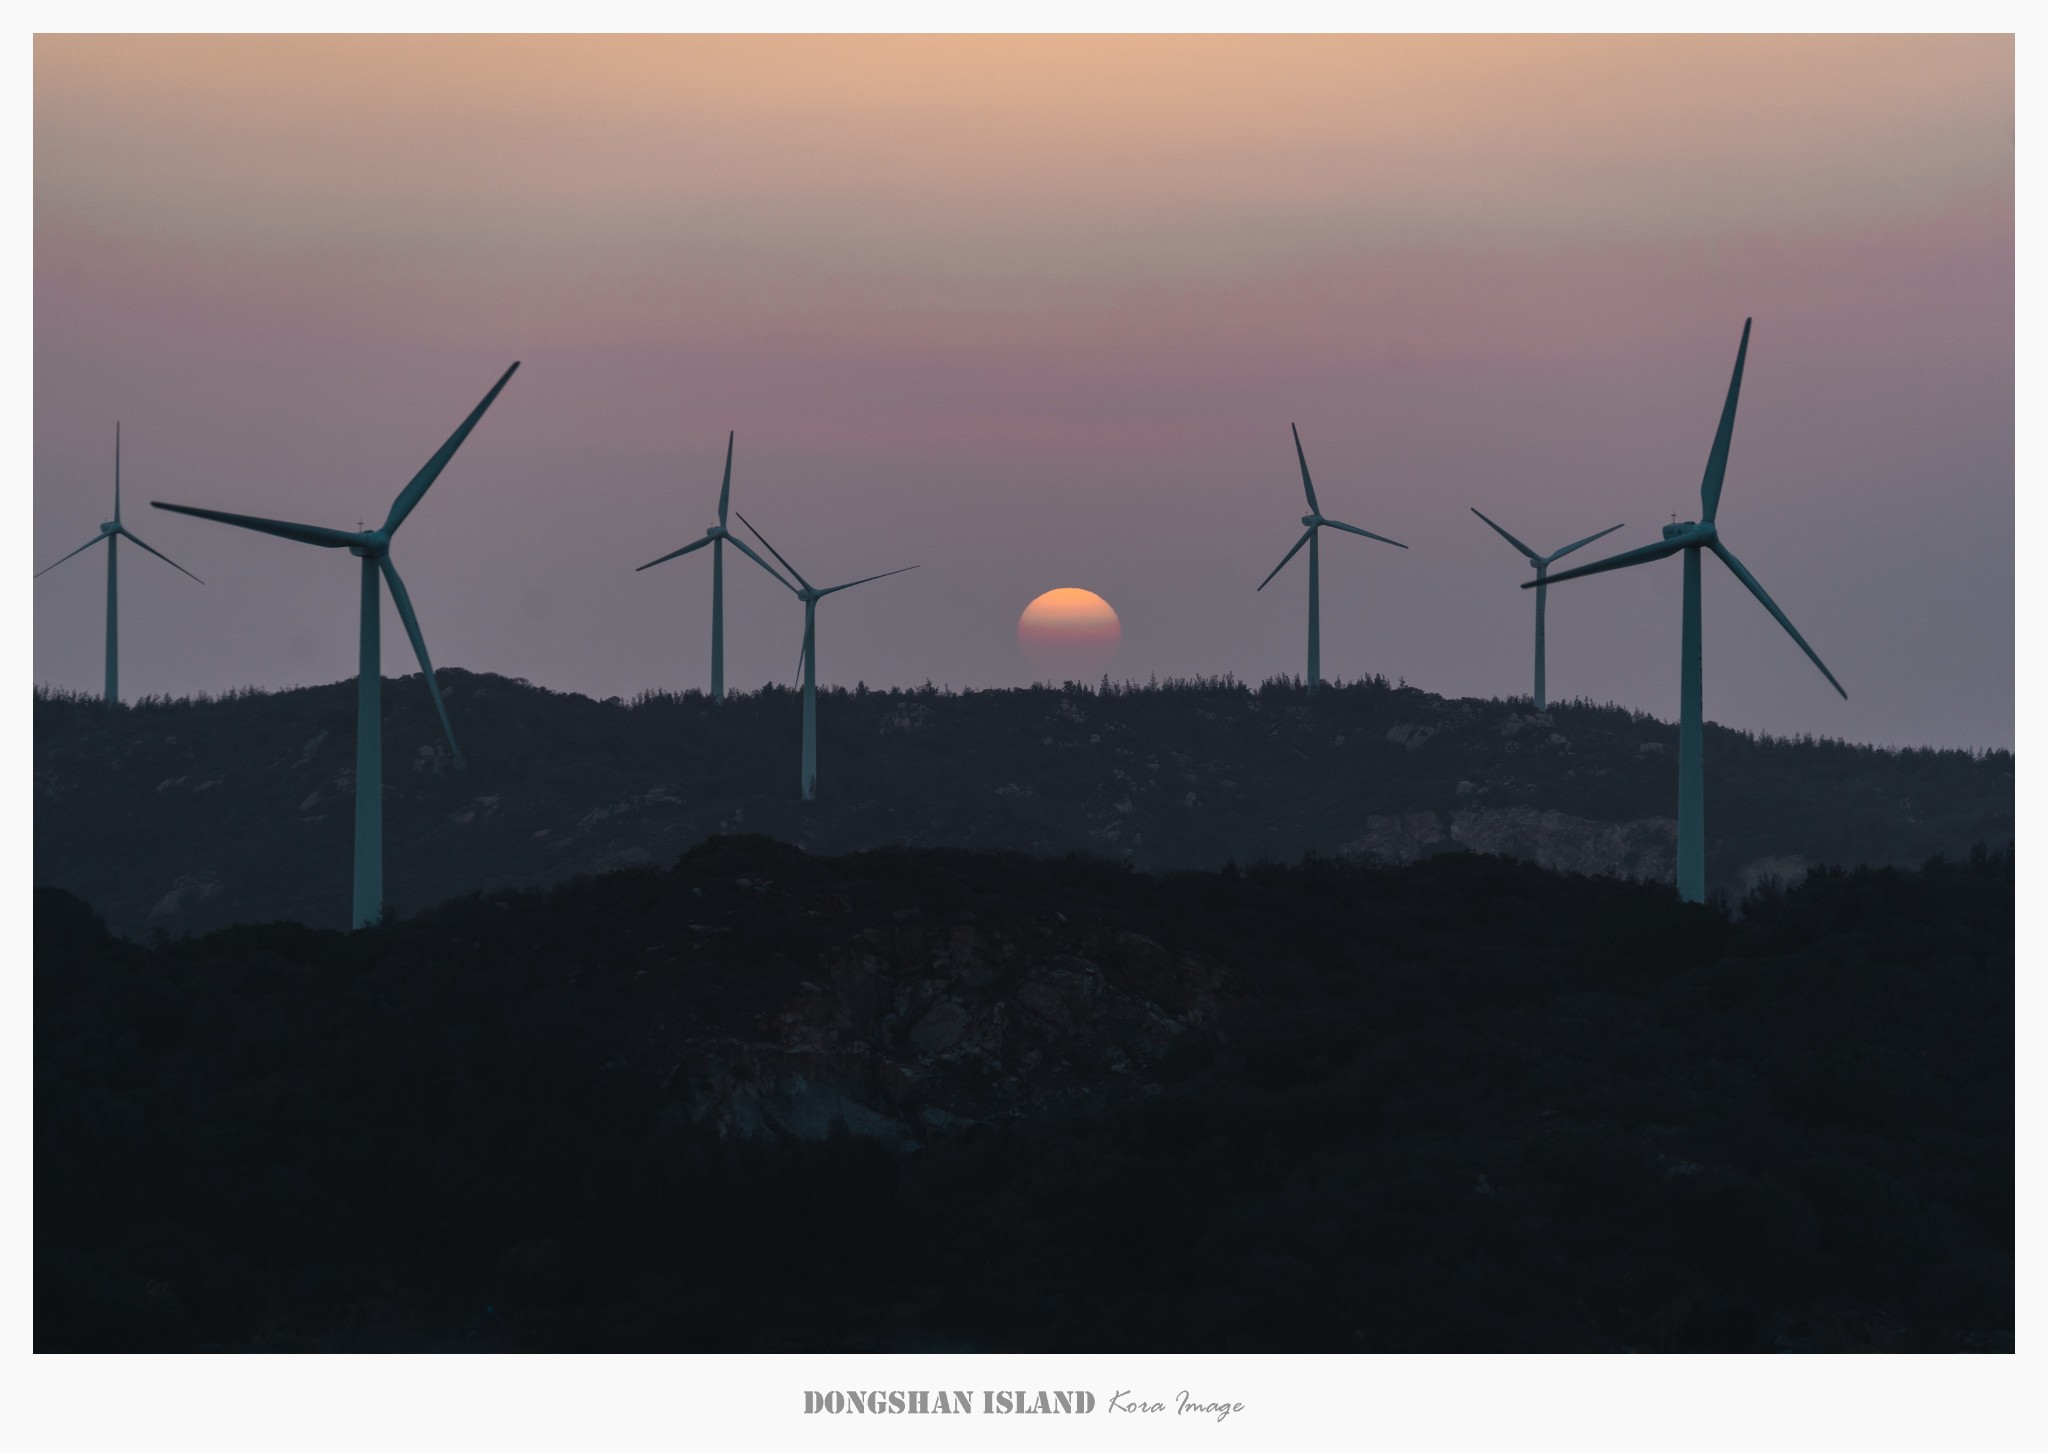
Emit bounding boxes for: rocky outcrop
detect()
[1385,721,1436,750]
[665,921,1239,1148]
[1343,811,1450,861]
[1735,855,1812,895]
[149,870,224,920]
[1342,806,1678,883]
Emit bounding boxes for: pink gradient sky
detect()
[34,35,2012,748]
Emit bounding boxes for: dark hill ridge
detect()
[35,838,2013,1351]
[34,669,2011,935]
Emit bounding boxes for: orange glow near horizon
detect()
[1018,588,1122,681]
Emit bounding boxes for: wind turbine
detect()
[1257,424,1406,696]
[736,511,915,801]
[1532,320,1844,904]
[1469,510,1624,711]
[633,431,792,702]
[36,424,203,708]
[152,362,519,928]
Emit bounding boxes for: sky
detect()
[32,34,2014,750]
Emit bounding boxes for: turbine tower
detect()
[153,362,519,928]
[1532,320,1844,904]
[1469,510,1623,711]
[36,424,203,707]
[737,512,915,801]
[1258,424,1406,696]
[634,432,792,703]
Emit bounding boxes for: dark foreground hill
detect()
[34,671,2012,935]
[37,838,2012,1351]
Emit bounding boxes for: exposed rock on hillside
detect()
[1343,807,1678,882]
[673,922,1238,1148]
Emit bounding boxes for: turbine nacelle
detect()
[347,530,393,558]
[1301,513,1321,527]
[1469,507,1622,573]
[99,520,118,536]
[1658,520,1716,545]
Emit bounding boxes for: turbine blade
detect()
[1710,540,1846,699]
[634,536,713,571]
[726,533,796,592]
[717,431,734,525]
[1548,522,1627,562]
[1529,534,1687,588]
[114,422,122,522]
[735,511,811,591]
[381,361,521,534]
[151,502,359,550]
[1321,518,1408,549]
[1257,528,1313,591]
[1470,507,1538,559]
[378,555,466,764]
[1700,318,1751,525]
[795,610,813,687]
[819,564,918,597]
[1290,424,1321,515]
[116,528,204,583]
[34,535,106,579]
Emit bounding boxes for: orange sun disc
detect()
[1017,587,1122,680]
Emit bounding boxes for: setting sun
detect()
[1017,587,1121,681]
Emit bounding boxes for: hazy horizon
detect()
[34,35,2014,751]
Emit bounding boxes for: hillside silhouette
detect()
[36,838,2012,1351]
[34,671,2012,935]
